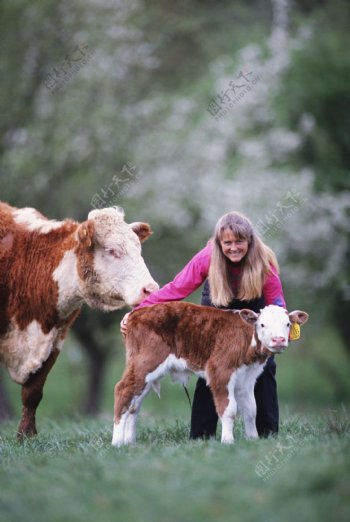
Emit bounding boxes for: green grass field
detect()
[1,409,350,522]
[1,327,350,522]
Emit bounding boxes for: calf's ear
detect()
[289,310,309,325]
[77,220,95,249]
[239,309,259,325]
[130,222,153,243]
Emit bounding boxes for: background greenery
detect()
[0,0,349,520]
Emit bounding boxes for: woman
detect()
[121,211,286,439]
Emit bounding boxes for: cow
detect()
[0,202,158,439]
[112,302,309,446]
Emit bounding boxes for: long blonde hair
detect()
[208,211,279,306]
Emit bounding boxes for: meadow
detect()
[1,410,349,522]
[1,329,350,522]
[1,0,350,520]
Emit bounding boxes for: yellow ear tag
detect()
[289,322,300,341]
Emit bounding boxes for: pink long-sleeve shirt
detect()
[136,243,286,310]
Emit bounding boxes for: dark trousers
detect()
[190,356,279,439]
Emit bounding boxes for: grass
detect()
[1,409,350,522]
[1,328,350,521]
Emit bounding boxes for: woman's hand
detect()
[120,312,131,337]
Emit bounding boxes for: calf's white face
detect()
[76,207,159,311]
[240,305,309,353]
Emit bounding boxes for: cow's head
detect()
[75,207,159,311]
[239,305,309,353]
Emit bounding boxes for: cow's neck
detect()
[53,248,85,318]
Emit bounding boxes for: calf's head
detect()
[75,207,158,311]
[239,305,309,353]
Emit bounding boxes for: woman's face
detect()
[219,229,249,263]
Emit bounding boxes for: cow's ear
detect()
[239,309,259,325]
[77,220,95,248]
[289,310,309,325]
[130,222,153,243]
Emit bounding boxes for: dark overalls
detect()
[190,279,279,439]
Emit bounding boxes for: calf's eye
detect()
[287,322,290,327]
[260,324,265,328]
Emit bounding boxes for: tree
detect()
[1,0,349,415]
[0,369,13,421]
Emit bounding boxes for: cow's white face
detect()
[76,207,159,311]
[239,305,309,353]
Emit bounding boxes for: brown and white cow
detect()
[0,202,158,438]
[112,302,308,446]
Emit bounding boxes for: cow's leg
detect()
[112,365,148,447]
[236,386,259,440]
[17,348,60,440]
[208,368,237,444]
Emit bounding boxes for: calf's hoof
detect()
[245,432,259,441]
[111,435,125,448]
[112,422,126,447]
[221,437,235,445]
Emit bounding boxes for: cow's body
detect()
[112,302,308,446]
[0,202,158,437]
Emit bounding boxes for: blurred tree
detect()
[1,0,349,416]
[0,369,13,420]
[277,4,350,323]
[1,0,270,415]
[272,1,350,396]
[72,307,122,414]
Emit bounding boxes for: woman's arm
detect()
[135,245,211,309]
[263,265,286,308]
[120,245,211,336]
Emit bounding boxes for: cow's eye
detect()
[105,248,118,257]
[260,323,265,328]
[286,322,290,327]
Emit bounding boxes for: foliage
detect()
[273,3,350,370]
[1,0,350,411]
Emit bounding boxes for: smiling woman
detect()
[220,230,249,263]
[121,210,286,440]
[208,211,280,307]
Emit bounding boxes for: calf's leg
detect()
[123,383,153,444]
[236,387,259,440]
[17,348,60,440]
[112,365,149,447]
[208,368,237,444]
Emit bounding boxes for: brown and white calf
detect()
[0,202,158,438]
[112,302,308,446]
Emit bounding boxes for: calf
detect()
[112,302,308,446]
[0,203,158,438]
